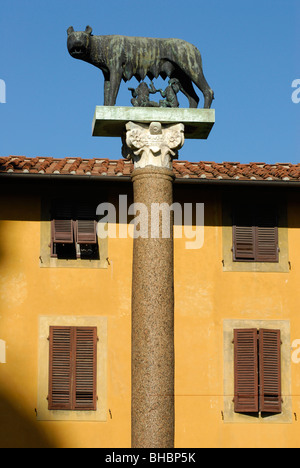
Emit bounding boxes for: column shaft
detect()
[131,166,175,448]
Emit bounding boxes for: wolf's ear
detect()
[85,25,93,35]
[67,26,74,36]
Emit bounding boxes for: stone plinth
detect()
[92,106,215,139]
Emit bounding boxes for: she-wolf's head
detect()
[67,25,93,59]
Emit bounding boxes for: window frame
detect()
[40,197,108,269]
[50,199,99,260]
[223,319,292,423]
[222,198,289,273]
[37,316,107,422]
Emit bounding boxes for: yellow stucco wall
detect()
[0,179,300,448]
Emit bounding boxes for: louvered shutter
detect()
[76,220,97,244]
[234,329,259,413]
[233,209,255,261]
[74,327,97,410]
[51,200,74,252]
[259,329,281,413]
[48,327,73,410]
[233,225,255,260]
[255,210,278,262]
[48,326,97,411]
[52,219,74,243]
[233,205,278,262]
[75,201,97,244]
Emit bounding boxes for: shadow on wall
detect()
[0,391,56,448]
[0,212,55,448]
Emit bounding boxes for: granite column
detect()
[124,121,184,448]
[131,166,175,448]
[92,106,215,448]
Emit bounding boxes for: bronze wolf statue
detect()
[67,25,214,109]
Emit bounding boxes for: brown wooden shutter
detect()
[255,210,278,262]
[233,209,255,261]
[259,329,281,413]
[48,326,97,411]
[234,328,259,413]
[52,219,74,243]
[75,201,97,244]
[233,205,278,262]
[74,327,97,410]
[50,200,74,257]
[76,220,97,244]
[48,326,73,410]
[233,225,255,260]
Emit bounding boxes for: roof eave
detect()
[0,171,299,187]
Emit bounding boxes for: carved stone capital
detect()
[122,121,185,169]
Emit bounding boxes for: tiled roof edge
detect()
[0,156,299,182]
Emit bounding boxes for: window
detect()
[37,316,107,421]
[223,320,291,423]
[40,196,108,269]
[232,205,279,262]
[50,199,98,260]
[48,326,97,411]
[222,199,289,273]
[234,328,281,414]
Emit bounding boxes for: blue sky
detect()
[0,0,299,164]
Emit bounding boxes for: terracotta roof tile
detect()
[0,156,299,183]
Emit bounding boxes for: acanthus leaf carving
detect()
[122,121,184,169]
